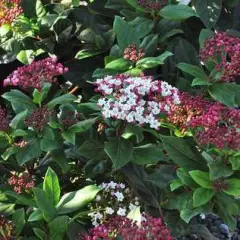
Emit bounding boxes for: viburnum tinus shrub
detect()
[1,0,240,239]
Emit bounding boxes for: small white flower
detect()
[96,195,101,201]
[120,183,126,189]
[106,207,114,215]
[95,212,103,220]
[114,191,124,202]
[152,107,160,115]
[108,181,117,189]
[98,98,106,106]
[117,207,126,216]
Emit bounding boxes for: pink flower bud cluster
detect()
[0,0,22,27]
[82,215,173,240]
[0,106,10,132]
[0,215,15,239]
[89,181,139,227]
[25,106,54,132]
[123,44,145,63]
[138,0,167,11]
[95,75,180,130]
[189,103,240,150]
[4,57,68,90]
[8,172,35,194]
[200,32,240,82]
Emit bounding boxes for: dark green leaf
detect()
[12,208,25,235]
[113,16,140,52]
[33,188,56,223]
[132,144,166,165]
[104,137,133,169]
[2,90,36,114]
[195,0,222,29]
[161,136,207,171]
[48,216,69,240]
[209,83,240,107]
[159,4,198,21]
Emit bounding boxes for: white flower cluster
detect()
[95,75,180,130]
[88,181,139,226]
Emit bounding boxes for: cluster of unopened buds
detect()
[0,106,9,132]
[25,106,54,132]
[0,0,23,27]
[4,57,68,90]
[200,32,240,82]
[95,75,180,130]
[88,181,140,227]
[8,172,35,194]
[0,215,15,240]
[123,44,145,63]
[138,0,167,11]
[168,92,240,150]
[82,215,173,240]
[189,102,240,150]
[58,110,80,129]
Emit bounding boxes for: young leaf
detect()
[33,83,51,104]
[159,4,198,21]
[136,51,173,69]
[223,179,240,196]
[28,209,43,222]
[189,170,212,189]
[191,78,212,86]
[43,168,60,206]
[104,137,133,169]
[56,185,100,214]
[170,179,184,191]
[105,58,131,71]
[193,188,215,207]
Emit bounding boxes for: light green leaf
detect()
[136,51,173,69]
[43,168,60,206]
[56,185,100,214]
[223,179,240,196]
[193,188,215,207]
[189,170,212,189]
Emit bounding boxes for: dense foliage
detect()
[0,0,240,239]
